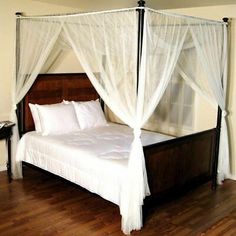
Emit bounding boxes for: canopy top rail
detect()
[15,1,226,26]
[15,7,139,19]
[147,8,227,25]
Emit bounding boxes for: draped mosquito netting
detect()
[12,7,229,234]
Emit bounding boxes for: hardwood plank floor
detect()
[1,166,236,235]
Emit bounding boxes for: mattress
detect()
[16,123,173,206]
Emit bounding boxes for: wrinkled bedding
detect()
[16,123,173,205]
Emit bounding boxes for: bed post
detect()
[212,17,229,190]
[136,0,145,92]
[137,0,148,220]
[15,12,25,137]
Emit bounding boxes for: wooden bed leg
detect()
[211,178,217,190]
[142,204,148,224]
[22,162,24,178]
[212,107,222,191]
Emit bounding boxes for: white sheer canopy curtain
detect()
[189,20,229,184]
[141,11,189,126]
[12,7,229,235]
[177,47,217,108]
[12,18,63,178]
[63,9,190,234]
[63,10,149,234]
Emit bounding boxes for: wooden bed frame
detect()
[17,73,217,210]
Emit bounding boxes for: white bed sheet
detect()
[16,123,173,206]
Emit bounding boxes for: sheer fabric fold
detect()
[63,11,150,234]
[141,11,189,126]
[189,21,229,183]
[12,19,63,178]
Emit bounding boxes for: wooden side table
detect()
[0,121,15,182]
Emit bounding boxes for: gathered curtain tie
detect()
[222,110,228,117]
[133,128,141,138]
[12,104,17,110]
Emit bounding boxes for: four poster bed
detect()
[16,73,218,233]
[13,1,230,234]
[17,73,217,197]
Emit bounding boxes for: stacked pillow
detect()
[72,100,107,130]
[29,100,107,135]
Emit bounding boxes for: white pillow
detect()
[63,100,81,105]
[29,103,42,133]
[72,100,107,130]
[36,103,80,135]
[62,100,71,105]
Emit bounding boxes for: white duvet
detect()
[16,123,173,206]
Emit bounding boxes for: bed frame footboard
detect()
[143,128,216,206]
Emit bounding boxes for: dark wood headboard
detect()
[17,73,99,135]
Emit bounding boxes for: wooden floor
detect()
[1,167,236,236]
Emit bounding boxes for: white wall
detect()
[46,50,83,73]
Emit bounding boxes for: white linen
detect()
[29,103,42,133]
[16,123,173,205]
[36,103,80,135]
[72,100,107,130]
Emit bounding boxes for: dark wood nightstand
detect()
[0,121,15,182]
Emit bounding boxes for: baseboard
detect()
[0,165,6,172]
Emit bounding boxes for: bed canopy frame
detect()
[13,0,230,234]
